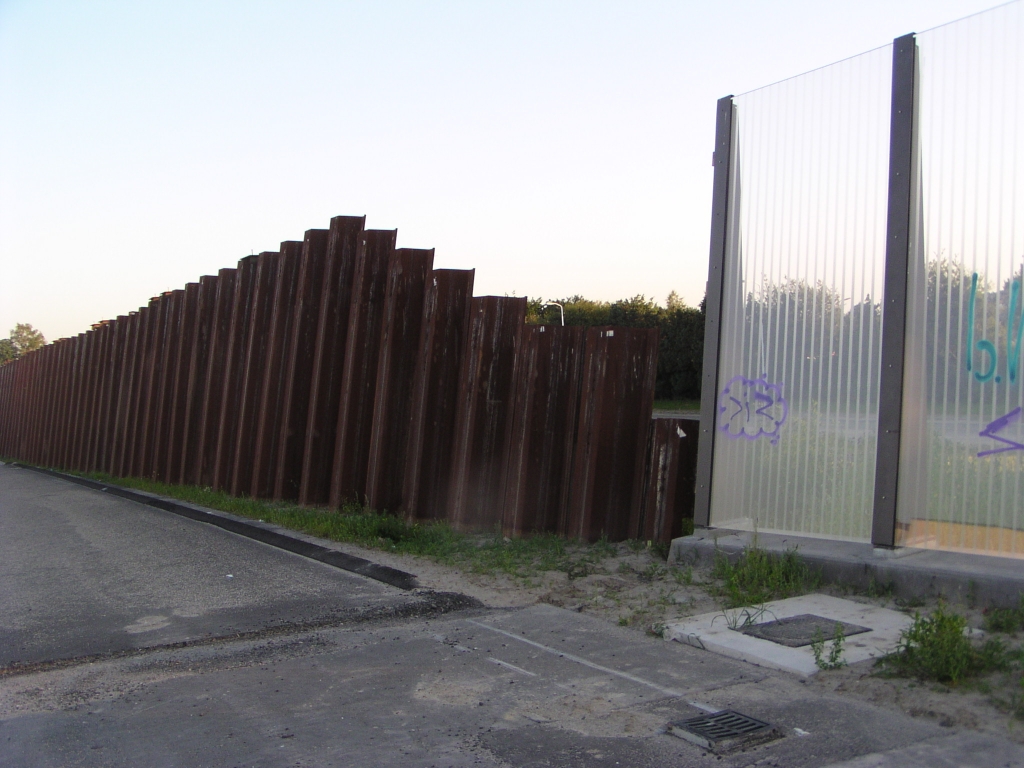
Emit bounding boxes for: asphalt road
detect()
[2,463,1023,767]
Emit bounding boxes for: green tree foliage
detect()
[0,323,46,365]
[528,293,705,400]
[0,339,16,365]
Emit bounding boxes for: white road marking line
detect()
[467,619,717,713]
[487,657,538,676]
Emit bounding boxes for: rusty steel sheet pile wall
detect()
[0,215,695,542]
[449,296,527,531]
[638,417,699,544]
[502,324,585,538]
[299,216,364,506]
[402,269,475,522]
[568,328,659,541]
[365,247,434,513]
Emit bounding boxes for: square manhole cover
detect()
[736,614,871,648]
[667,709,779,753]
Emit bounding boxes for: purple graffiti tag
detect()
[977,406,1024,458]
[718,375,788,445]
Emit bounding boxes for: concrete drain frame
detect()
[667,709,780,753]
[663,594,915,677]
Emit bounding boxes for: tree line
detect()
[0,323,45,365]
[526,292,705,401]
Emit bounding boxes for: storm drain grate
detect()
[666,710,779,753]
[736,613,871,648]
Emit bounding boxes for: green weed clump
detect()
[881,604,1010,685]
[811,624,847,670]
[984,597,1024,634]
[711,547,817,608]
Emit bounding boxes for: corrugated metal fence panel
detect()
[402,268,475,522]
[111,312,139,477]
[84,323,109,472]
[230,249,283,497]
[568,327,658,542]
[150,290,183,481]
[142,296,168,478]
[251,241,303,499]
[639,416,699,544]
[502,324,585,538]
[299,216,365,506]
[69,329,94,471]
[365,247,435,513]
[449,296,527,531]
[124,304,153,477]
[99,318,126,475]
[165,284,199,483]
[189,270,234,487]
[274,228,330,501]
[210,255,257,490]
[329,229,397,507]
[203,260,249,487]
[182,272,226,485]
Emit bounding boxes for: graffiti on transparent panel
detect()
[718,374,788,445]
[967,269,1024,458]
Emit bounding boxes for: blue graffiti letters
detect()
[718,375,788,445]
[977,406,1024,458]
[967,272,1024,384]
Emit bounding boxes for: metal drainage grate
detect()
[667,710,779,753]
[737,614,871,648]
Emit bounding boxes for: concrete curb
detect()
[7,463,420,591]
[670,528,1024,608]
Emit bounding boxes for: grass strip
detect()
[49,469,619,579]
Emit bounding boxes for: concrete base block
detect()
[670,528,1024,608]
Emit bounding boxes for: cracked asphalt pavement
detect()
[2,463,1023,767]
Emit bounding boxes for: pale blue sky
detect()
[0,0,1004,341]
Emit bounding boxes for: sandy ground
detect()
[336,537,1024,746]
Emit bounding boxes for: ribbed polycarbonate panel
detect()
[709,46,892,540]
[896,3,1024,555]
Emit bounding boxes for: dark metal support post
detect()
[693,96,734,528]
[872,33,918,547]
